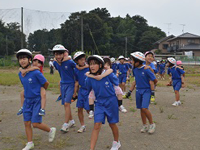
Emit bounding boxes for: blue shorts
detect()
[94,96,119,124]
[118,74,127,83]
[60,83,74,105]
[76,88,90,110]
[173,80,182,91]
[23,97,42,123]
[159,70,165,74]
[136,89,151,109]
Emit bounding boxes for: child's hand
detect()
[144,66,151,70]
[85,72,90,76]
[94,75,103,80]
[21,69,27,77]
[62,56,71,62]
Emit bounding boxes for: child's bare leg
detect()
[140,109,147,125]
[141,108,153,124]
[64,103,71,123]
[109,123,119,142]
[90,123,102,150]
[175,90,180,101]
[32,123,50,132]
[24,121,33,142]
[122,82,126,92]
[78,108,84,126]
[40,87,46,109]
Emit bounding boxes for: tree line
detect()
[0,8,166,57]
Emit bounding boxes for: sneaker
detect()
[140,124,148,133]
[172,101,178,106]
[39,109,45,116]
[69,120,75,128]
[56,95,62,102]
[88,110,94,119]
[110,141,121,150]
[60,123,69,133]
[77,125,86,133]
[150,95,155,103]
[22,142,34,150]
[177,101,181,106]
[119,105,127,113]
[17,107,23,115]
[49,127,56,142]
[148,123,156,134]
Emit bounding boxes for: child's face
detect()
[54,52,64,62]
[119,59,124,64]
[167,62,170,67]
[145,54,154,63]
[89,60,100,74]
[77,57,86,66]
[104,63,110,70]
[19,56,30,68]
[33,59,42,67]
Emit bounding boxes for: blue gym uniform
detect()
[19,70,47,123]
[117,63,129,83]
[75,67,90,110]
[111,63,118,75]
[85,73,119,124]
[54,60,76,104]
[133,66,156,109]
[143,62,156,73]
[159,63,166,74]
[168,66,185,91]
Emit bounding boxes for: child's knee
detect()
[32,123,39,128]
[64,102,70,107]
[94,123,102,130]
[24,121,31,127]
[141,108,147,111]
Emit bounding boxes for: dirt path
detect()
[0,84,200,150]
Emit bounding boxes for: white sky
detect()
[0,0,200,36]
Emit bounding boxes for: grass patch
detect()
[130,107,136,113]
[159,107,164,113]
[168,114,177,120]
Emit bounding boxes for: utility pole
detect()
[21,7,24,48]
[165,23,171,36]
[180,24,186,33]
[6,35,8,55]
[125,37,127,57]
[81,15,84,51]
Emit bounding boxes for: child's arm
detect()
[43,81,49,90]
[85,69,113,80]
[73,81,79,98]
[20,90,24,107]
[20,66,40,77]
[76,64,89,70]
[149,81,155,91]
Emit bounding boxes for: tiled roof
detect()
[154,35,175,44]
[168,32,200,41]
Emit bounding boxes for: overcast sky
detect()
[0,0,200,36]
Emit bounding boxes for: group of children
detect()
[16,44,185,150]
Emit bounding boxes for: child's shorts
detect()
[94,96,119,124]
[159,70,165,74]
[136,89,151,109]
[89,90,95,100]
[23,97,42,123]
[118,74,127,83]
[76,88,90,111]
[60,83,74,105]
[173,80,182,91]
[114,86,123,95]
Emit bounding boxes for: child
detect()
[85,55,121,150]
[16,49,56,150]
[52,44,76,132]
[73,51,90,133]
[111,57,118,75]
[126,51,157,134]
[86,58,127,113]
[167,58,185,106]
[159,60,166,80]
[17,54,47,116]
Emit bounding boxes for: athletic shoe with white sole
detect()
[22,142,34,150]
[88,110,94,119]
[172,101,179,106]
[177,101,181,105]
[69,120,75,128]
[110,141,121,150]
[17,107,23,115]
[39,109,45,116]
[148,123,156,134]
[141,124,148,133]
[77,125,86,133]
[49,127,56,142]
[119,105,127,113]
[60,123,69,132]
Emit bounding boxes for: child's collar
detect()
[137,65,145,69]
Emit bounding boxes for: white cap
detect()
[110,57,115,63]
[16,49,32,59]
[73,51,85,60]
[118,55,125,60]
[52,44,68,52]
[167,57,176,65]
[130,52,145,62]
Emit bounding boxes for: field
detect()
[0,66,200,150]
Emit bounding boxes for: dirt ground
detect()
[0,83,200,150]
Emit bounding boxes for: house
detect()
[154,32,200,56]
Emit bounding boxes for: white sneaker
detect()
[140,124,148,133]
[22,142,34,150]
[88,110,94,119]
[177,101,181,106]
[69,120,75,128]
[119,105,127,113]
[110,141,121,150]
[172,101,178,106]
[60,123,69,132]
[77,125,86,133]
[148,123,156,134]
[49,127,56,142]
